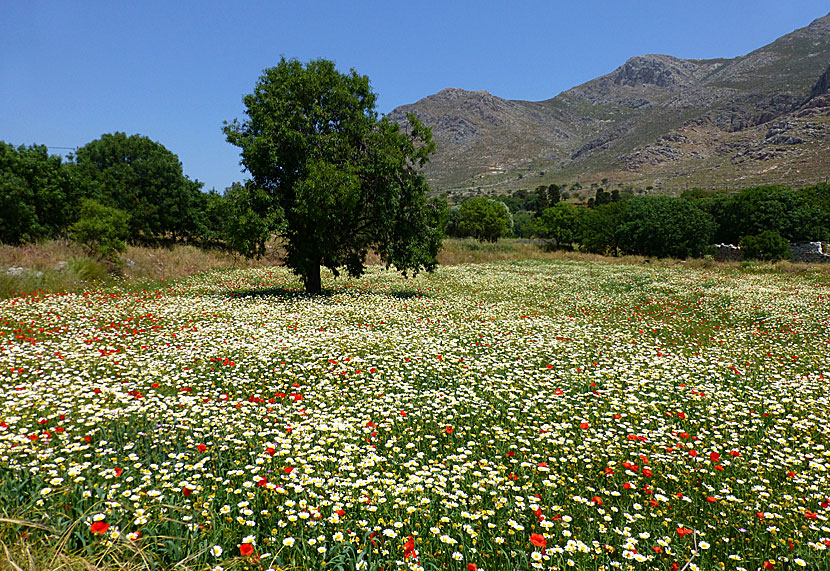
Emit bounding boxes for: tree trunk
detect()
[305,263,322,294]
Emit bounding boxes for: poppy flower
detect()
[197,443,207,453]
[467,564,478,571]
[284,466,294,474]
[676,527,693,537]
[403,535,417,559]
[530,533,546,548]
[445,426,454,434]
[90,521,109,534]
[239,543,254,556]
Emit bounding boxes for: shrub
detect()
[740,230,791,261]
[69,199,129,262]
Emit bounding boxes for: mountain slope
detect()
[389,13,830,195]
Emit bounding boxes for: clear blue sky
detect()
[2,1,828,192]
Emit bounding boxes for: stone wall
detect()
[712,242,830,263]
[790,241,830,263]
[712,243,743,262]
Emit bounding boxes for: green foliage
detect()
[0,142,76,244]
[694,185,828,244]
[535,203,579,248]
[578,201,627,255]
[69,198,129,262]
[740,230,792,261]
[223,57,440,292]
[220,182,278,258]
[511,210,536,238]
[457,197,512,242]
[587,187,617,208]
[616,196,715,258]
[65,256,110,281]
[73,132,205,241]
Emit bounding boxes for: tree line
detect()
[443,184,830,260]
[0,134,287,262]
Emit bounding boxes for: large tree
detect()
[0,143,76,244]
[223,58,440,293]
[73,132,205,241]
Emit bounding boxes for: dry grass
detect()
[1,239,828,298]
[0,241,84,271]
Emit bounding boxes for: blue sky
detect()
[2,1,828,192]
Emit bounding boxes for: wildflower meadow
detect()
[1,260,828,571]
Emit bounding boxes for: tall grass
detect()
[1,239,829,298]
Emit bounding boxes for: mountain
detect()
[388,13,830,196]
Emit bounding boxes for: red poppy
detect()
[506,451,515,457]
[336,509,345,516]
[182,487,193,497]
[676,527,693,537]
[591,496,603,505]
[763,562,775,570]
[709,452,720,463]
[90,521,109,534]
[705,496,717,503]
[580,422,590,429]
[530,533,546,548]
[403,535,417,559]
[197,443,207,453]
[265,447,276,456]
[467,564,478,571]
[284,466,294,474]
[239,543,254,556]
[114,467,123,477]
[445,426,454,434]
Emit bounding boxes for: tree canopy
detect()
[223,58,440,292]
[456,197,513,242]
[0,143,76,244]
[73,132,205,241]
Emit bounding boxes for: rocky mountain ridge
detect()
[389,13,830,195]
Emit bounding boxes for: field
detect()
[1,260,829,571]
